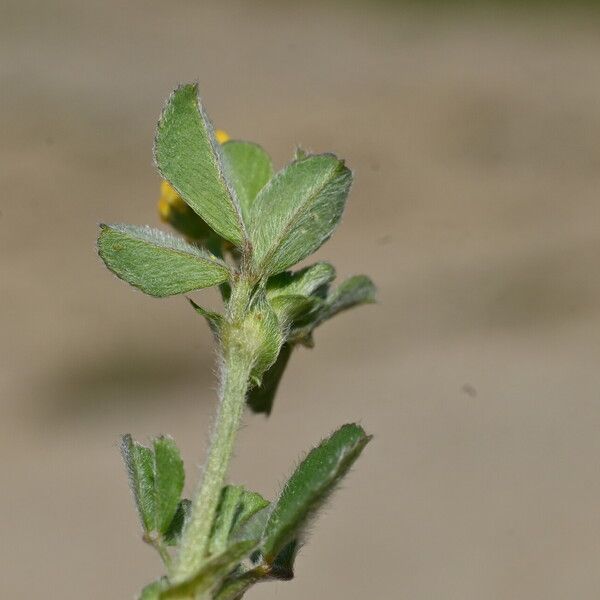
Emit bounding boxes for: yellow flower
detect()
[158,129,230,221]
[215,129,230,144]
[158,180,187,221]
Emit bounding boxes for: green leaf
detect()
[266,262,335,300]
[266,264,335,332]
[98,224,230,297]
[242,297,284,387]
[209,486,269,555]
[213,569,264,600]
[209,486,248,554]
[250,154,352,276]
[270,296,319,325]
[121,434,156,532]
[139,580,165,599]
[188,298,224,338]
[222,141,273,223]
[324,275,376,318]
[153,436,185,535]
[154,83,246,246]
[120,435,185,537]
[232,505,270,546]
[161,540,258,599]
[163,499,191,546]
[261,423,371,562]
[269,295,321,326]
[246,343,292,415]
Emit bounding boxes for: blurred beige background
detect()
[3,0,600,598]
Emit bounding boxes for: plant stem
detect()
[173,278,254,582]
[150,537,173,573]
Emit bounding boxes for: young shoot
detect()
[97,82,376,599]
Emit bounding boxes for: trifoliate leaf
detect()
[154,83,246,246]
[250,154,352,276]
[261,423,371,562]
[98,224,230,297]
[120,435,185,538]
[222,141,273,223]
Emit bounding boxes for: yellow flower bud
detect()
[158,197,170,221]
[158,180,188,222]
[215,129,230,144]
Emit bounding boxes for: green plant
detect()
[97,83,376,599]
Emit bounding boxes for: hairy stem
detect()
[173,278,253,582]
[149,537,173,574]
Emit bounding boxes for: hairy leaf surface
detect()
[261,424,371,562]
[120,435,184,538]
[222,141,273,223]
[266,262,335,299]
[250,154,351,276]
[153,437,185,534]
[98,224,230,297]
[269,295,321,326]
[324,275,376,318]
[121,435,156,532]
[154,84,246,246]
